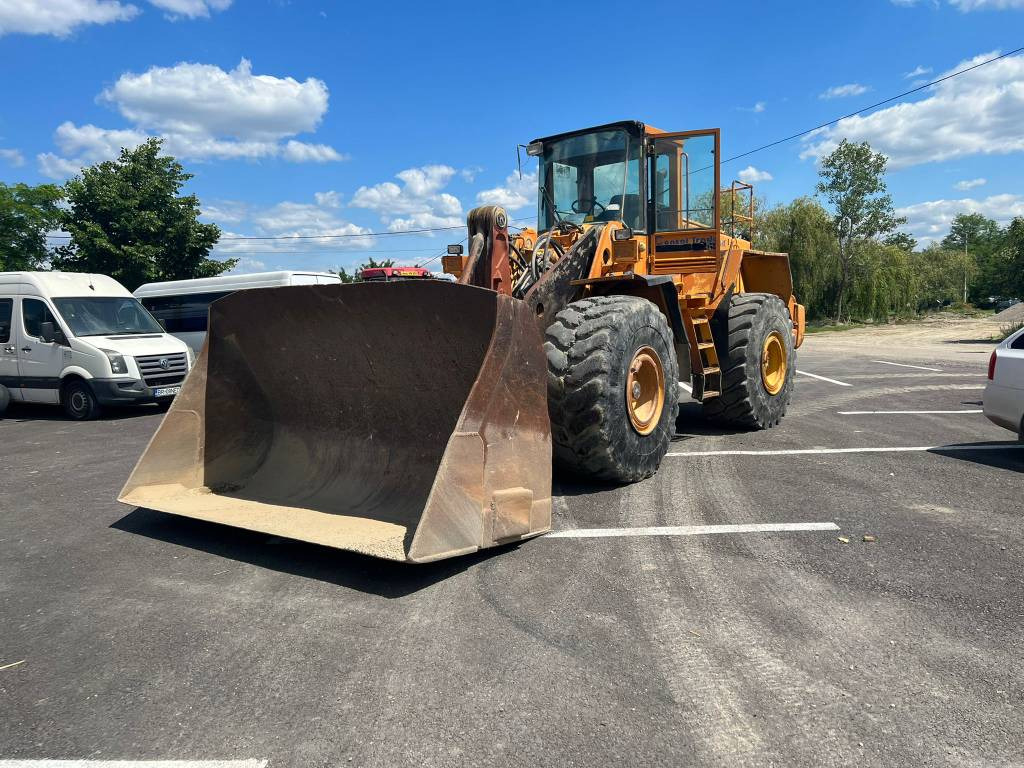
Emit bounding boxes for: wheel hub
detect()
[626,346,665,436]
[761,331,787,396]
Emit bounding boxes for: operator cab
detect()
[532,122,646,234]
[529,120,738,241]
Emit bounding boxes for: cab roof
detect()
[530,121,666,145]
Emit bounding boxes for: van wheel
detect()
[62,379,101,421]
[0,384,9,416]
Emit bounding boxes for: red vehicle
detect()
[359,266,433,282]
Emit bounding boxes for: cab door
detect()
[0,297,19,397]
[648,129,721,289]
[17,297,64,404]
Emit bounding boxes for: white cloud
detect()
[819,83,870,99]
[0,148,25,167]
[801,50,1024,169]
[281,140,347,163]
[201,200,248,224]
[949,0,1024,9]
[897,193,1024,244]
[147,0,230,19]
[752,101,766,113]
[904,65,932,78]
[102,59,327,141]
[38,153,86,179]
[350,164,464,232]
[212,195,376,256]
[476,168,537,211]
[955,178,987,190]
[314,190,341,208]
[737,166,773,184]
[227,257,266,274]
[460,165,483,182]
[38,59,343,176]
[0,0,139,37]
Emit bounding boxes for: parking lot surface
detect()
[2,320,1022,767]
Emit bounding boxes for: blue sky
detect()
[1,0,1022,273]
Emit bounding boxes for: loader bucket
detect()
[119,280,552,563]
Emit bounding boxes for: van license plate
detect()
[154,386,181,398]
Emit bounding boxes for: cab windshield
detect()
[53,297,164,337]
[538,129,644,232]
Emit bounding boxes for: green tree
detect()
[53,138,232,290]
[1002,217,1024,299]
[884,231,917,253]
[816,139,904,322]
[756,197,837,321]
[0,182,64,271]
[909,245,975,311]
[941,213,1004,302]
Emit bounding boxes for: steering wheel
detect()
[571,197,606,216]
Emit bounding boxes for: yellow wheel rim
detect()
[626,346,666,436]
[761,331,787,396]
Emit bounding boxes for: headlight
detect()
[99,348,127,375]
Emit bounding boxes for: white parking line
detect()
[0,763,267,768]
[796,370,852,386]
[679,381,693,393]
[546,522,840,538]
[837,409,983,415]
[667,444,1024,457]
[871,360,942,372]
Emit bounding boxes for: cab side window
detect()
[0,298,12,343]
[22,298,57,339]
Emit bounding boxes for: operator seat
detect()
[598,194,642,227]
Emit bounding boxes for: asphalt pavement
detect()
[1,329,1022,767]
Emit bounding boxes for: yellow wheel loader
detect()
[120,121,805,563]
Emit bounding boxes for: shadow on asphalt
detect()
[1,402,162,423]
[112,506,515,597]
[673,402,747,439]
[929,441,1023,473]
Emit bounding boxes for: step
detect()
[701,390,721,399]
[697,341,716,350]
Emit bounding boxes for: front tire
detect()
[545,296,679,483]
[61,379,101,421]
[703,293,795,428]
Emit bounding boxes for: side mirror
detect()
[40,321,55,344]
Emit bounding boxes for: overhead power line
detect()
[720,45,1024,167]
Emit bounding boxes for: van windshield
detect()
[53,297,163,337]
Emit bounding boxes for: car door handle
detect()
[21,347,32,353]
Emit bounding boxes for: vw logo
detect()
[158,357,170,370]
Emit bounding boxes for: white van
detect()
[0,272,193,420]
[134,271,341,356]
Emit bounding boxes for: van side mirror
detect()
[40,321,55,343]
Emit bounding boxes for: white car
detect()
[983,326,1024,439]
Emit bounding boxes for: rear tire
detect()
[703,293,795,429]
[61,379,101,421]
[545,296,679,483]
[0,383,9,416]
